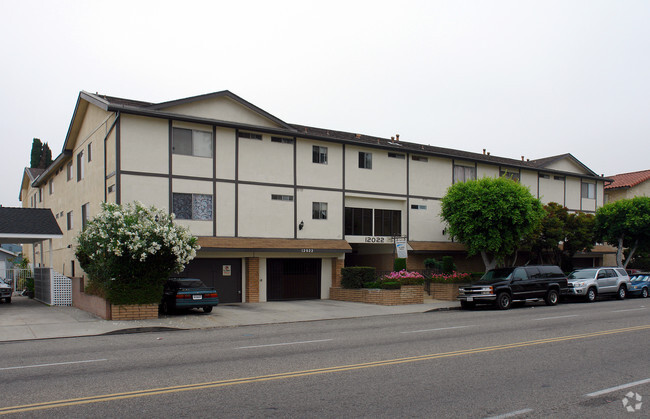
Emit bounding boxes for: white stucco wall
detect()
[238,184,294,238]
[295,139,343,189]
[296,189,343,239]
[216,127,236,180]
[409,156,453,198]
[408,198,445,242]
[238,133,293,185]
[344,146,407,194]
[216,182,235,237]
[121,115,168,174]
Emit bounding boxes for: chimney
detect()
[483,149,486,155]
[391,136,395,142]
[521,156,524,161]
[487,152,490,155]
[396,134,400,142]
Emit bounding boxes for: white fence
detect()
[34,268,72,306]
[1,268,32,293]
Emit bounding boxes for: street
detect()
[1,298,649,418]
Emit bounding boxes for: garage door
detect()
[267,259,321,301]
[178,258,242,303]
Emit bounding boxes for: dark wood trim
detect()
[406,153,410,241]
[168,120,173,213]
[293,136,298,239]
[235,128,239,237]
[342,144,346,238]
[115,116,121,205]
[213,125,217,237]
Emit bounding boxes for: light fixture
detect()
[299,221,304,230]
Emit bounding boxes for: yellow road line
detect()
[2,324,649,415]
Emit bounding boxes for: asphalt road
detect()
[1,297,649,418]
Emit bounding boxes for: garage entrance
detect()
[179,258,242,303]
[267,258,321,301]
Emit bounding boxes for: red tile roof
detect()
[605,169,650,190]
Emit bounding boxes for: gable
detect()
[538,156,595,176]
[159,96,287,129]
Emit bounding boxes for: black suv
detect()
[458,265,568,310]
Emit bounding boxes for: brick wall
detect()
[429,283,461,301]
[331,258,344,288]
[71,277,111,320]
[246,257,260,303]
[111,304,159,321]
[330,285,423,305]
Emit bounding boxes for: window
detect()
[538,173,550,179]
[271,194,294,201]
[554,176,565,181]
[238,132,262,140]
[411,204,427,210]
[313,146,328,164]
[500,170,520,182]
[172,127,212,158]
[453,164,476,183]
[66,161,73,181]
[76,150,84,181]
[312,202,327,220]
[412,155,428,162]
[81,203,89,230]
[359,152,372,169]
[87,143,92,162]
[173,193,213,220]
[345,207,373,235]
[388,152,405,159]
[49,179,53,195]
[374,209,401,236]
[271,136,293,144]
[66,211,73,230]
[38,188,42,203]
[582,182,595,199]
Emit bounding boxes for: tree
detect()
[440,176,544,271]
[595,196,650,268]
[527,203,595,271]
[75,202,200,304]
[38,143,53,169]
[30,138,43,168]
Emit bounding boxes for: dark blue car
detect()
[160,278,219,314]
[628,273,650,298]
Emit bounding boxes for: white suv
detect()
[566,267,631,302]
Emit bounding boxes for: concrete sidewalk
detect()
[0,296,459,342]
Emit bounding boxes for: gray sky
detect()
[1,0,649,207]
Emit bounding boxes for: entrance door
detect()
[179,259,242,303]
[267,259,321,301]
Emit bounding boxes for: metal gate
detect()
[267,259,321,301]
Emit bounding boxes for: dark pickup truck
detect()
[457,265,568,310]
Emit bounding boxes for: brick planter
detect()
[329,285,423,306]
[111,304,159,321]
[429,283,463,301]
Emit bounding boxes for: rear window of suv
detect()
[615,268,628,277]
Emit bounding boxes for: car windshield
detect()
[480,268,514,281]
[568,269,597,279]
[174,279,207,289]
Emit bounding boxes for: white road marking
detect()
[236,339,333,349]
[585,378,650,397]
[611,307,646,313]
[401,325,474,334]
[534,314,579,321]
[0,359,108,371]
[484,408,533,419]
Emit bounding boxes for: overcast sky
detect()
[1,0,648,207]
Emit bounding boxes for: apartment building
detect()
[19,90,609,302]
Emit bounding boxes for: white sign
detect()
[222,265,232,277]
[395,238,408,259]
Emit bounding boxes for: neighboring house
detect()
[604,169,650,203]
[0,247,18,279]
[19,90,611,303]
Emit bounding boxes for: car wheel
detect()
[544,289,559,306]
[203,306,213,313]
[617,286,626,300]
[460,301,475,310]
[642,288,649,299]
[496,292,512,310]
[5,297,11,304]
[586,288,597,302]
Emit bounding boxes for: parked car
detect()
[565,267,631,302]
[457,265,568,310]
[160,278,219,314]
[628,273,650,298]
[0,278,12,303]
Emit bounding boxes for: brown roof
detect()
[408,241,467,253]
[605,169,650,190]
[197,237,351,253]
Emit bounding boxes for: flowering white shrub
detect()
[75,202,200,303]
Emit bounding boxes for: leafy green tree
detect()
[30,138,43,168]
[440,176,544,271]
[76,202,200,304]
[595,196,650,267]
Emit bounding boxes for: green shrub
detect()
[380,281,401,289]
[424,258,443,270]
[105,280,164,305]
[442,256,455,273]
[341,267,376,289]
[393,258,407,271]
